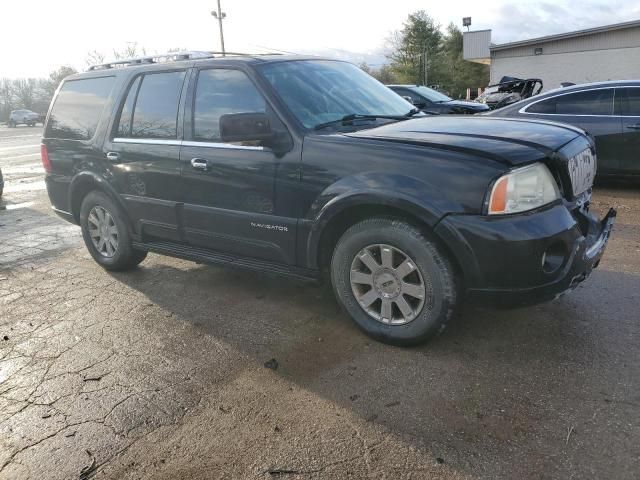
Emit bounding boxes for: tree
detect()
[43,66,77,99]
[358,63,398,85]
[387,11,442,85]
[438,23,489,98]
[12,79,37,110]
[0,78,14,121]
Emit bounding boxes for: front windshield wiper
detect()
[313,113,409,131]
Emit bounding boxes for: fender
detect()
[68,171,134,230]
[303,172,462,269]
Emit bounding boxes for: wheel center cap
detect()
[374,270,400,298]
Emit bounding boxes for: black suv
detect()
[43,52,615,346]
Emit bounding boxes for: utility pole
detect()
[423,46,428,86]
[211,0,226,56]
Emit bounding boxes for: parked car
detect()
[488,80,640,177]
[387,84,490,114]
[42,53,615,346]
[8,109,40,127]
[476,77,543,110]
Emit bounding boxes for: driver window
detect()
[193,69,267,143]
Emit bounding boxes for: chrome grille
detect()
[568,148,596,196]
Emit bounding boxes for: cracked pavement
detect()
[1,126,639,479]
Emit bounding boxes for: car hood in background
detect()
[346,116,585,165]
[441,99,490,112]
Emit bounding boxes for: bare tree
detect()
[0,78,14,121]
[12,78,37,110]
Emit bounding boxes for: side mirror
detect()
[219,112,273,144]
[402,96,414,104]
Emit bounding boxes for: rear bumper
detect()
[435,204,616,305]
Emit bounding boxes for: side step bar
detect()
[133,241,320,282]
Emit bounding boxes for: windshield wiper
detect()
[313,113,408,131]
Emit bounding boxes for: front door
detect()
[105,69,188,242]
[179,67,297,264]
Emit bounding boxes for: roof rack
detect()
[88,50,280,71]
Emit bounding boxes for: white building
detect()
[463,20,640,91]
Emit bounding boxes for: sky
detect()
[2,0,640,78]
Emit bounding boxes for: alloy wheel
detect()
[88,205,119,258]
[350,244,431,325]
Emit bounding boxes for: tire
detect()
[331,217,458,346]
[8,121,15,128]
[79,191,147,271]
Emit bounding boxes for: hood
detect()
[443,99,490,111]
[345,116,584,165]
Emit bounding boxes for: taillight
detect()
[41,144,51,173]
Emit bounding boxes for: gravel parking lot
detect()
[1,126,639,479]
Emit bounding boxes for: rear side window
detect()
[526,89,614,115]
[616,88,640,116]
[193,69,266,141]
[46,76,115,140]
[116,71,186,139]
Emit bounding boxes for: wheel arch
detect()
[308,193,464,284]
[68,172,132,229]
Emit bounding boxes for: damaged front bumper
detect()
[435,204,617,306]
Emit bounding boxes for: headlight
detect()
[488,163,560,215]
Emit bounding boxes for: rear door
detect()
[104,68,188,242]
[615,87,640,175]
[523,88,621,174]
[179,67,297,264]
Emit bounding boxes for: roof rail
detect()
[87,50,281,71]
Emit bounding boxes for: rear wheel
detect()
[79,191,147,271]
[331,217,458,346]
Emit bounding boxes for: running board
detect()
[133,241,320,282]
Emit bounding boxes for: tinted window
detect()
[395,88,424,104]
[527,89,614,115]
[46,76,115,140]
[618,88,640,116]
[193,69,266,141]
[116,76,141,137]
[130,71,186,139]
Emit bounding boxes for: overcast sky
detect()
[3,0,640,78]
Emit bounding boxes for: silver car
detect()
[8,109,40,127]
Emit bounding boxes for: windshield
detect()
[258,60,414,129]
[412,86,452,103]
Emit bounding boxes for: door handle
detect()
[106,152,121,163]
[190,158,209,171]
[626,124,640,130]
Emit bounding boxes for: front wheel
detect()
[331,218,458,346]
[79,191,147,271]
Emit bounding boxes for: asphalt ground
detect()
[1,126,639,479]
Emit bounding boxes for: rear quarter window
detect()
[526,89,614,115]
[45,76,115,140]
